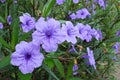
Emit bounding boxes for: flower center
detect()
[25,53,31,60]
[46,31,52,38]
[67,29,71,36]
[26,20,31,26]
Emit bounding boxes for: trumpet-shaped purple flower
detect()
[56,0,65,5]
[69,13,76,20]
[116,30,120,36]
[73,0,79,4]
[11,41,44,74]
[0,0,6,3]
[91,29,103,40]
[32,18,65,52]
[87,47,96,70]
[72,64,78,75]
[62,21,78,44]
[0,22,3,29]
[76,8,90,19]
[76,23,93,42]
[7,15,12,25]
[19,13,35,32]
[113,42,120,54]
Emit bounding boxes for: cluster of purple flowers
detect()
[56,0,79,5]
[10,11,103,74]
[70,8,91,20]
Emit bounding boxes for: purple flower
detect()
[0,22,3,29]
[10,41,44,74]
[73,0,79,4]
[113,42,120,54]
[0,0,6,3]
[56,0,65,5]
[62,21,78,44]
[69,13,76,20]
[116,30,120,36]
[76,24,93,42]
[14,0,17,4]
[87,47,96,70]
[7,15,12,25]
[19,13,35,32]
[92,29,102,40]
[98,0,106,9]
[32,18,65,52]
[72,64,78,75]
[68,44,77,53]
[76,8,91,19]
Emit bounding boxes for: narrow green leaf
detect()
[53,59,65,77]
[42,64,59,80]
[0,37,11,49]
[0,16,6,23]
[19,31,32,42]
[11,18,19,50]
[42,0,56,17]
[0,55,10,69]
[66,62,74,79]
[69,77,81,80]
[18,71,32,80]
[44,58,54,69]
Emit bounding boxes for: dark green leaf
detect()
[18,71,32,80]
[42,0,56,17]
[66,62,74,79]
[53,59,65,77]
[42,64,59,80]
[11,18,19,50]
[0,55,10,69]
[0,37,11,49]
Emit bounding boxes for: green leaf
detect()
[18,71,32,80]
[11,18,19,50]
[66,62,74,79]
[0,55,10,69]
[53,59,65,77]
[42,64,59,80]
[0,37,11,49]
[42,0,56,17]
[19,31,32,42]
[0,16,6,23]
[44,57,54,69]
[69,77,81,80]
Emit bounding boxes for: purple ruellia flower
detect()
[69,13,76,20]
[7,15,12,25]
[56,0,65,5]
[72,64,78,75]
[68,44,77,53]
[0,0,6,3]
[73,0,79,4]
[0,22,3,29]
[62,21,78,44]
[95,0,106,9]
[19,13,35,32]
[10,41,44,74]
[14,0,17,4]
[113,42,120,54]
[76,23,93,42]
[116,30,120,36]
[91,29,103,40]
[87,47,96,70]
[76,8,90,19]
[32,18,65,52]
